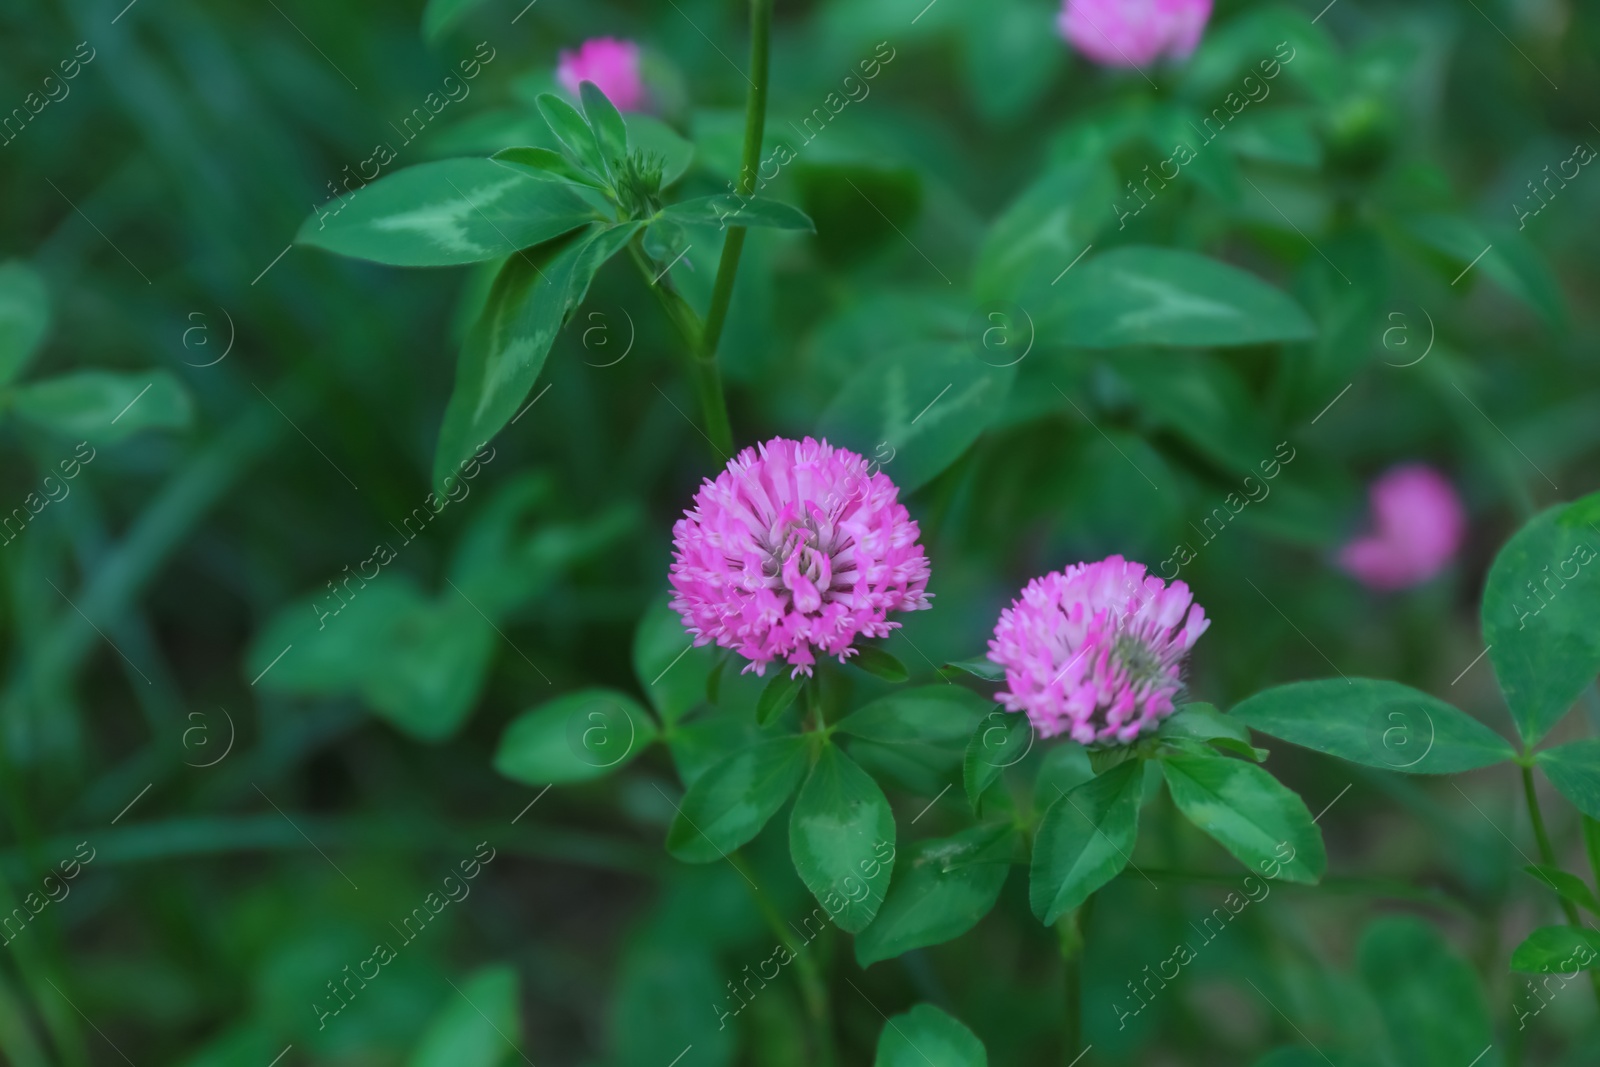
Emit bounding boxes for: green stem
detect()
[701,0,772,359]
[805,672,829,734]
[1524,767,1578,924]
[1521,765,1600,1011]
[627,241,731,460]
[630,0,771,460]
[0,872,82,1067]
[1059,894,1095,1063]
[1583,816,1600,899]
[728,852,834,1065]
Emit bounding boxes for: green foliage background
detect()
[3,0,1600,1064]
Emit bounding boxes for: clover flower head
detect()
[1057,0,1214,68]
[1338,464,1465,590]
[669,437,931,678]
[556,37,646,111]
[988,556,1209,744]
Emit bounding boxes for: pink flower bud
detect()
[1337,464,1466,590]
[556,37,646,112]
[1057,0,1214,68]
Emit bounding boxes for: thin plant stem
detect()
[635,0,771,461]
[1524,766,1580,925]
[1584,815,1600,900]
[805,671,831,734]
[1060,893,1095,1063]
[1521,764,1600,1010]
[627,241,730,461]
[701,0,772,360]
[727,852,835,1066]
[1581,682,1600,877]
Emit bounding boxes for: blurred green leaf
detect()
[1032,744,1095,809]
[793,160,923,265]
[247,578,496,741]
[1030,761,1143,924]
[433,222,639,491]
[1230,679,1515,773]
[1358,917,1493,1066]
[972,159,1116,305]
[848,737,962,796]
[789,743,895,932]
[536,93,604,170]
[446,475,638,618]
[1148,104,1242,202]
[964,709,1033,812]
[1482,503,1600,745]
[579,82,629,174]
[1160,702,1253,746]
[1400,213,1565,327]
[666,736,810,862]
[1180,9,1340,105]
[434,109,559,157]
[942,658,1005,683]
[365,604,497,739]
[420,0,490,43]
[1250,1051,1334,1067]
[494,689,657,786]
[406,966,520,1067]
[855,824,1013,967]
[1284,229,1386,421]
[803,290,971,392]
[661,195,815,231]
[1525,865,1600,916]
[491,146,606,189]
[633,598,716,725]
[666,712,764,790]
[1160,702,1268,762]
[838,686,992,745]
[1111,351,1279,479]
[960,0,1062,124]
[296,158,599,267]
[1038,246,1316,347]
[1047,97,1159,166]
[0,260,49,386]
[1564,489,1600,530]
[9,370,191,442]
[1161,749,1325,883]
[849,645,909,683]
[627,114,695,187]
[612,940,736,1067]
[1227,108,1323,168]
[819,341,1015,493]
[1509,926,1600,973]
[874,1003,987,1067]
[1536,740,1600,820]
[757,671,804,726]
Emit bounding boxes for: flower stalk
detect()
[701,0,772,362]
[1059,894,1096,1064]
[637,0,771,461]
[1520,765,1600,1011]
[729,852,835,1066]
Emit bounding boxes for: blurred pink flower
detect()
[669,437,931,678]
[988,556,1209,744]
[556,37,646,111]
[1338,464,1466,590]
[1057,0,1214,67]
